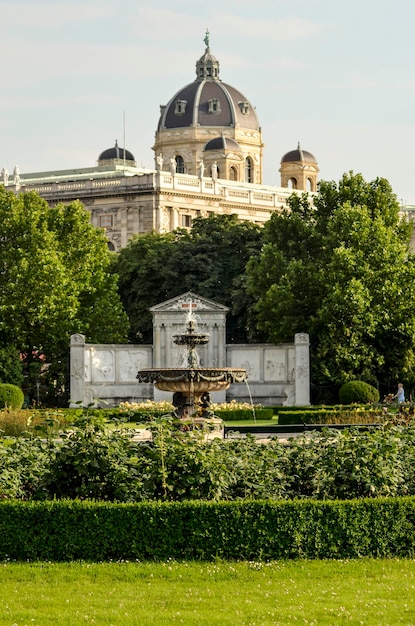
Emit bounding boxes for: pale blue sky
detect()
[1,0,414,204]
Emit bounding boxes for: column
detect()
[70,334,85,407]
[218,322,226,367]
[294,333,310,406]
[153,323,162,368]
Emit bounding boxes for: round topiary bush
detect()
[0,383,24,409]
[339,380,379,405]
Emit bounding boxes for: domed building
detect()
[280,143,319,192]
[153,31,264,184]
[3,34,320,250]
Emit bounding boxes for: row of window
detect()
[174,99,250,116]
[171,155,254,182]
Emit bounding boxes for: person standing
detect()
[395,383,405,403]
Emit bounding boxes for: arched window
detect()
[244,157,253,183]
[107,241,115,251]
[229,166,238,181]
[175,155,185,173]
[288,178,297,189]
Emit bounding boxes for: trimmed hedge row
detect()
[214,407,274,421]
[1,497,414,561]
[278,409,383,425]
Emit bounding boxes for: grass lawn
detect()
[1,558,415,625]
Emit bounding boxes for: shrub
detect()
[0,408,68,437]
[339,381,379,405]
[0,383,24,409]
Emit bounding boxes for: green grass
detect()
[1,559,415,625]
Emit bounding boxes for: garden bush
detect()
[2,417,415,503]
[339,380,380,405]
[0,383,24,409]
[0,408,68,437]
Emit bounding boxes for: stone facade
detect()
[4,166,311,252]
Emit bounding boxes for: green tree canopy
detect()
[0,188,128,404]
[246,172,415,400]
[114,214,264,343]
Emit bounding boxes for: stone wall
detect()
[70,333,309,408]
[70,292,310,408]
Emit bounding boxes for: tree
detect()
[0,188,129,404]
[246,172,415,401]
[114,215,264,344]
[0,346,23,387]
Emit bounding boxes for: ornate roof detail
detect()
[281,142,317,164]
[98,140,136,165]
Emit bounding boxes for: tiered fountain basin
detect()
[137,367,247,439]
[137,367,247,395]
[137,367,247,410]
[136,311,248,439]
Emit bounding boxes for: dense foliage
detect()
[0,188,129,405]
[246,172,415,401]
[2,416,415,502]
[0,346,23,387]
[114,214,264,343]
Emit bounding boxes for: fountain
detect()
[136,308,247,437]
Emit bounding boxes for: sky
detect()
[1,0,415,205]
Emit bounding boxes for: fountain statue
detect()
[136,306,247,436]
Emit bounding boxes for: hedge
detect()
[278,408,383,425]
[214,407,274,421]
[0,498,414,562]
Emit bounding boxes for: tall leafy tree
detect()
[114,214,264,343]
[0,188,128,404]
[246,172,415,400]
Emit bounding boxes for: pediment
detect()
[150,291,229,313]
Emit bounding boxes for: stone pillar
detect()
[218,322,226,367]
[165,323,172,366]
[294,333,310,406]
[70,334,86,407]
[153,323,162,368]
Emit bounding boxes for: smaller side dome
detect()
[204,136,242,152]
[279,142,319,192]
[98,140,136,166]
[281,142,316,164]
